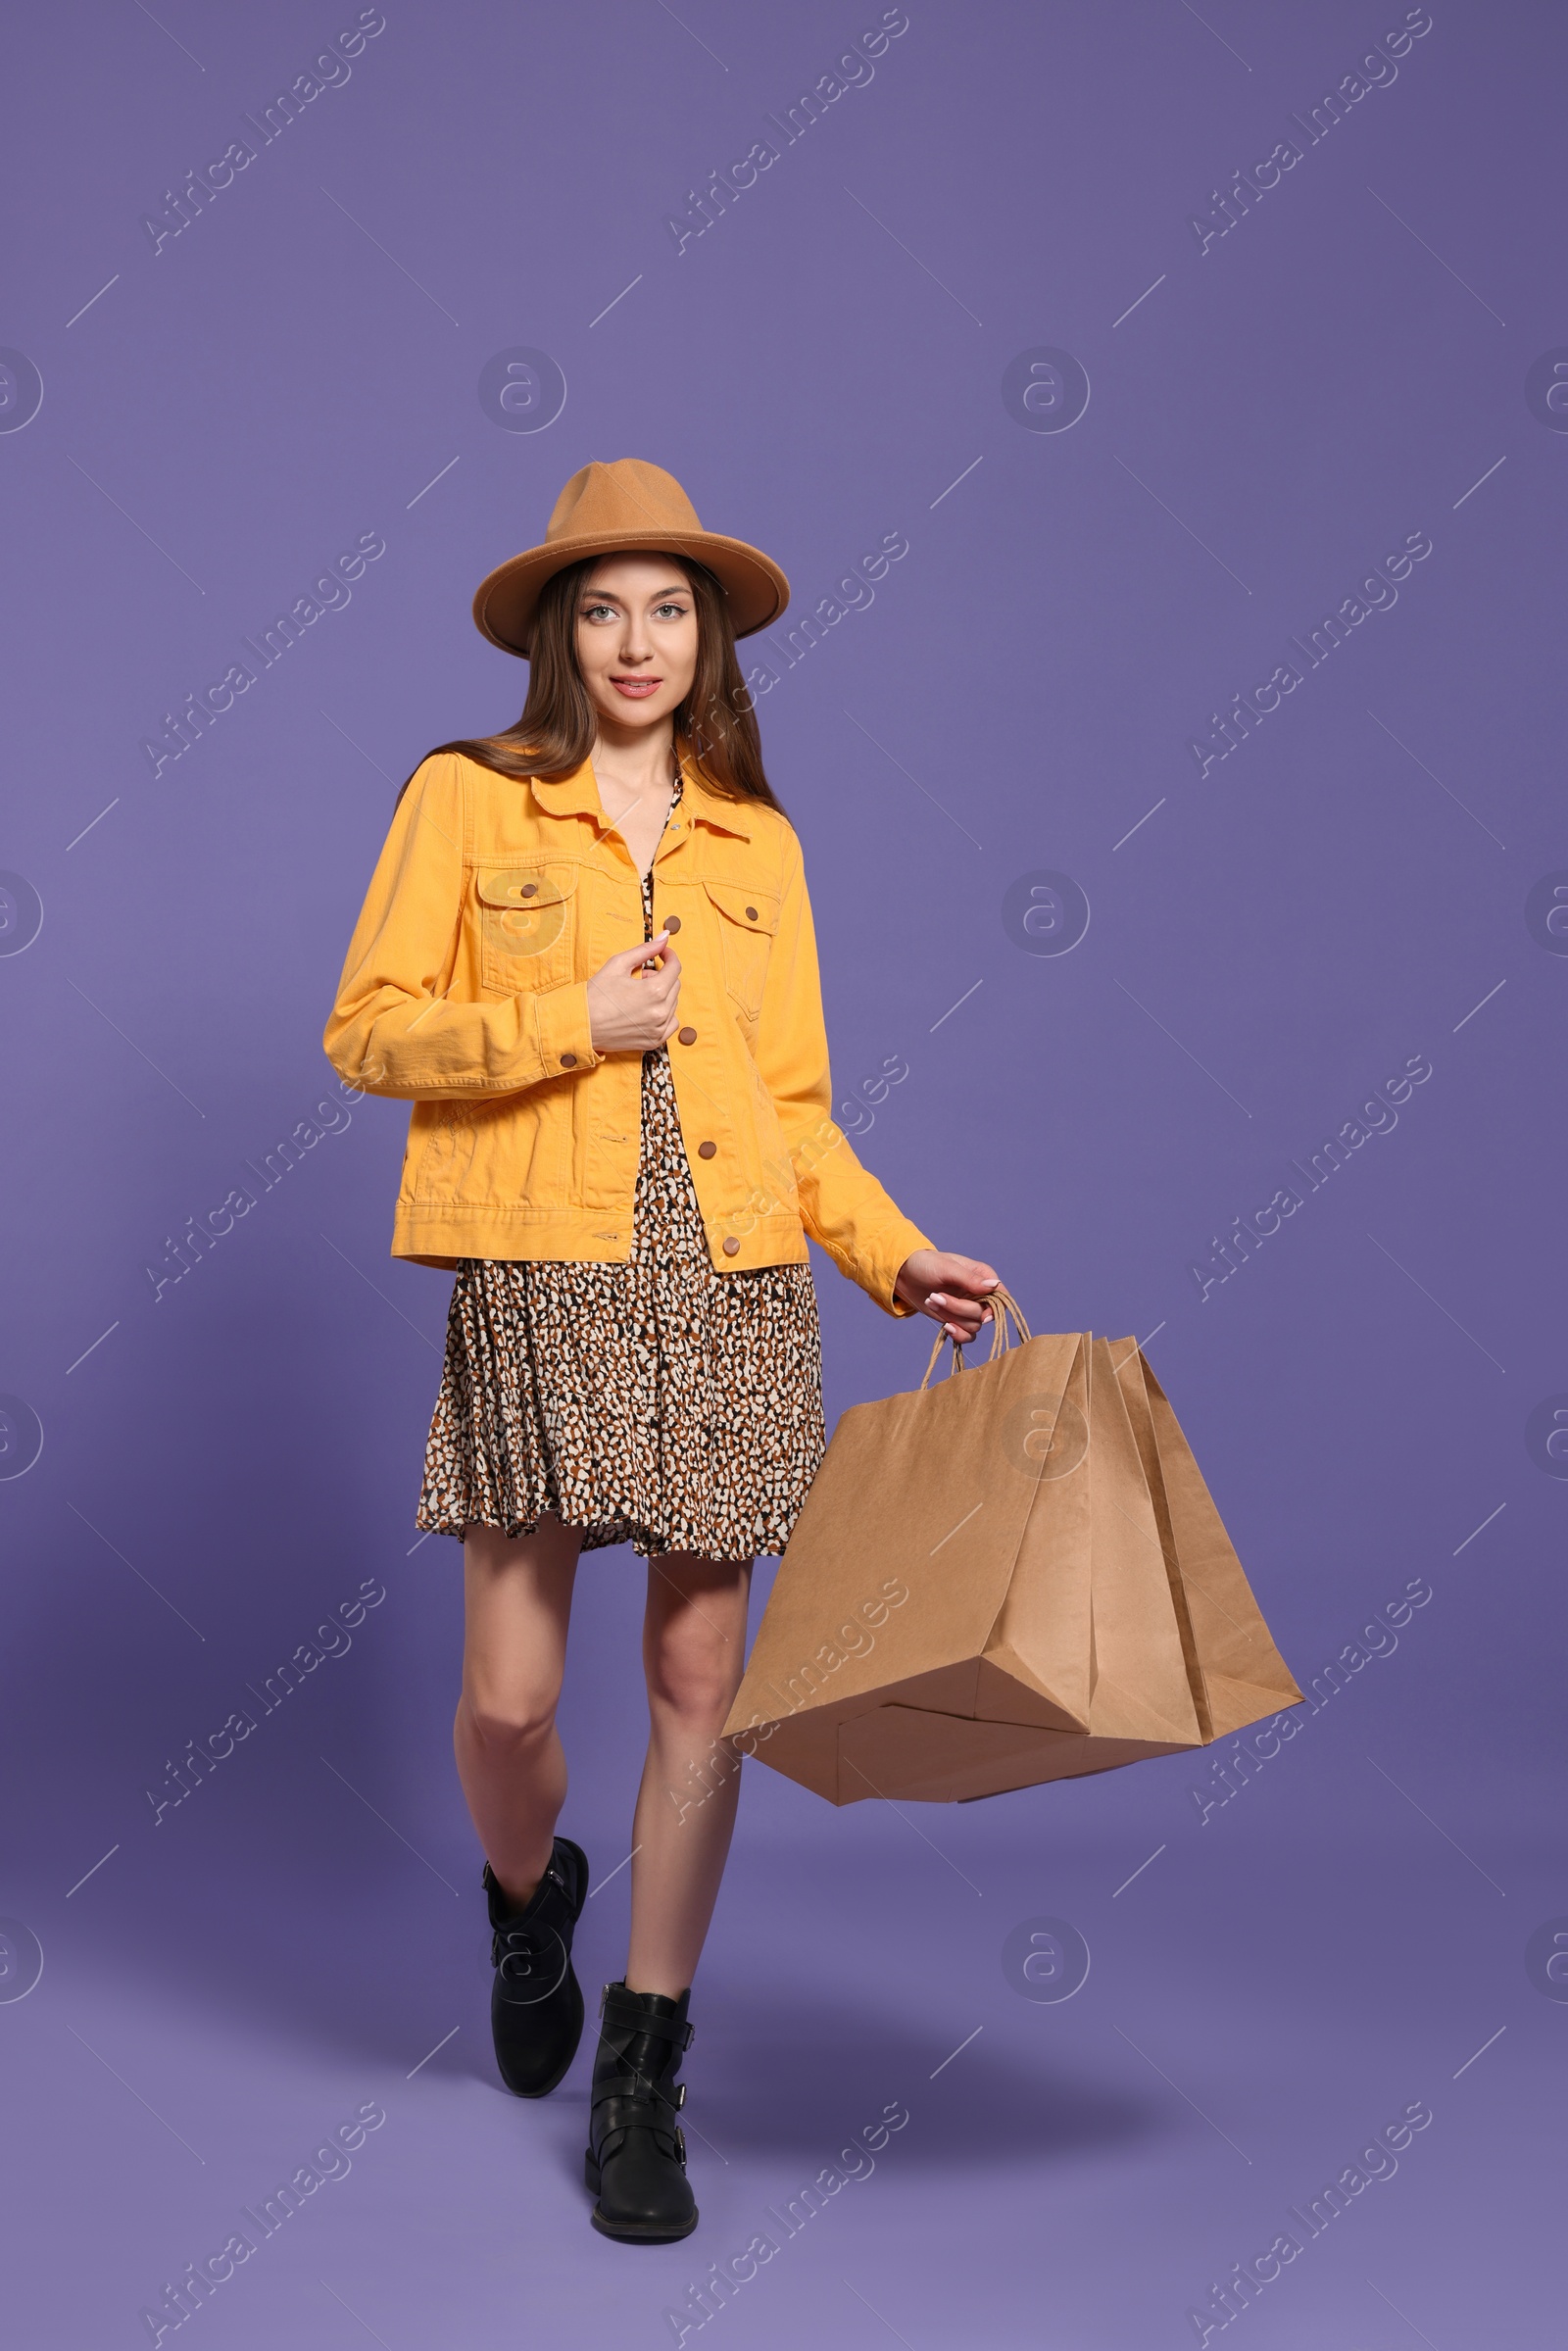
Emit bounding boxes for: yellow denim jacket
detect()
[321,751,931,1313]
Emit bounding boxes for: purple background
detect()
[2,3,1562,2343]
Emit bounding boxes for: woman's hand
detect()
[586,935,682,1053]
[894,1249,1002,1344]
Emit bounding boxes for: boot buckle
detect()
[675,2083,687,2108]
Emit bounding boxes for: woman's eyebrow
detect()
[581,584,691,604]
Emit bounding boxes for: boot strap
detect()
[591,2092,686,2166]
[593,2063,685,2112]
[491,1921,563,1972]
[598,1985,694,2048]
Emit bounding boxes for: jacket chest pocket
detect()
[702,879,780,1022]
[475,863,578,993]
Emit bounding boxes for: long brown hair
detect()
[401,554,784,811]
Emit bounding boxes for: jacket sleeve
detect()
[321,753,601,1100]
[754,828,933,1316]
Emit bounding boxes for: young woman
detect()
[322,459,999,2243]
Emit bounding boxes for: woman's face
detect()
[573,555,699,734]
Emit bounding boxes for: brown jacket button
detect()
[520,881,538,897]
[698,1140,716,1158]
[677,1025,697,1046]
[663,913,681,932]
[745,906,759,921]
[560,1053,577,1068]
[722,1236,740,1255]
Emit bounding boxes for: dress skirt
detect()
[414,809,826,1561]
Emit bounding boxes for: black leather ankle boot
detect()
[483,1837,589,2098]
[584,1982,698,2241]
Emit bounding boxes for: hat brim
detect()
[472,529,790,658]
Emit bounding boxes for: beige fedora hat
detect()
[471,458,790,657]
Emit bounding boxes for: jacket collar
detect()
[676,758,754,840]
[529,754,754,841]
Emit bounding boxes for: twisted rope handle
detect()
[918,1282,1032,1389]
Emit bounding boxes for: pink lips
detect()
[611,676,661,699]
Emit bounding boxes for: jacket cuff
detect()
[531,980,599,1077]
[865,1219,935,1317]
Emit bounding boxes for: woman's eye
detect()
[655,602,687,619]
[583,603,616,621]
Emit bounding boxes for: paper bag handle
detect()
[917,1282,1032,1389]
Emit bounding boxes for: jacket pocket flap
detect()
[475,864,578,909]
[702,879,780,934]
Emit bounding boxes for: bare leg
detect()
[624,1552,753,1997]
[454,1516,582,1908]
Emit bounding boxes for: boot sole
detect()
[583,2153,698,2243]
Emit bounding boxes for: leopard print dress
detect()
[415,779,825,1561]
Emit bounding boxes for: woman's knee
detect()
[646,1621,745,1727]
[459,1679,561,1756]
